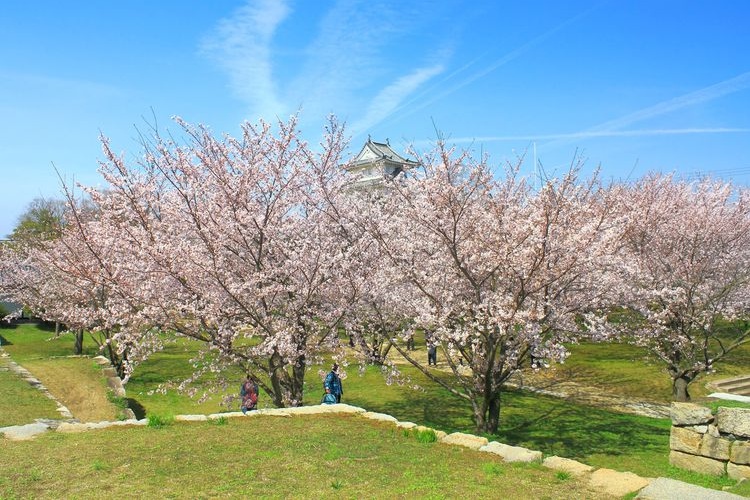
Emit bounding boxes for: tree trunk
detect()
[473,391,501,434]
[106,338,126,379]
[672,375,692,401]
[268,351,286,407]
[74,329,83,355]
[267,350,306,408]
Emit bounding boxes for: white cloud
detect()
[349,64,446,135]
[200,0,291,120]
[443,127,750,144]
[200,0,446,132]
[588,71,750,133]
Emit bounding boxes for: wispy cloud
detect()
[387,5,600,124]
[503,70,750,156]
[201,0,446,132]
[443,127,750,144]
[349,64,446,135]
[587,71,750,133]
[200,0,290,120]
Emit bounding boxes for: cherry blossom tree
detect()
[360,142,616,433]
[595,175,750,401]
[0,189,137,370]
[81,116,357,406]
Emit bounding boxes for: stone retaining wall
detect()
[670,402,750,480]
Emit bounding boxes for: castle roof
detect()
[347,138,420,170]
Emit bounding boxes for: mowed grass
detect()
[3,322,749,496]
[0,413,608,499]
[129,348,747,493]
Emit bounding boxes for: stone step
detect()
[712,375,750,392]
[714,380,750,394]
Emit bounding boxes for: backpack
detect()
[321,392,337,404]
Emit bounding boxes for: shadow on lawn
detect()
[126,398,147,419]
[496,389,670,460]
[350,383,669,461]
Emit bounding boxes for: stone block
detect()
[106,377,126,397]
[284,406,332,415]
[255,409,292,417]
[285,404,366,415]
[588,468,650,498]
[727,462,750,480]
[56,422,90,433]
[700,433,732,460]
[731,441,750,465]
[361,411,399,423]
[541,456,593,477]
[670,426,703,454]
[109,419,143,426]
[396,421,417,429]
[175,414,208,422]
[208,412,245,419]
[670,450,725,476]
[1,423,49,441]
[480,441,542,463]
[637,477,745,500]
[92,355,110,366]
[670,402,713,425]
[440,432,489,450]
[717,407,750,438]
[101,367,117,378]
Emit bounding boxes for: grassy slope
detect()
[0,361,61,426]
[0,323,119,423]
[561,340,750,402]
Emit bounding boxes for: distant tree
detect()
[592,175,750,401]
[10,197,67,244]
[0,188,131,368]
[5,197,69,335]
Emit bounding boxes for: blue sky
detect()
[1,0,749,238]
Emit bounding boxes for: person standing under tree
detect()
[324,363,343,403]
[428,343,437,366]
[240,375,258,414]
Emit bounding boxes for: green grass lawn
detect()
[3,322,749,497]
[0,414,610,499]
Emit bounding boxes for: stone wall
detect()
[670,402,750,480]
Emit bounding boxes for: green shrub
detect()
[147,413,175,428]
[209,416,228,426]
[403,427,437,443]
[481,462,503,476]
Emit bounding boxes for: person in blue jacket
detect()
[324,363,343,403]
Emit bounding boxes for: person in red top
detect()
[240,375,258,414]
